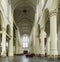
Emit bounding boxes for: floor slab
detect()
[0,55,60,62]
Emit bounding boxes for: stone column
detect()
[15,41,19,55]
[35,36,40,55]
[33,24,40,55]
[8,28,14,56]
[35,25,40,55]
[15,29,19,54]
[32,26,36,54]
[50,10,58,57]
[40,28,46,56]
[8,2,14,56]
[46,36,50,56]
[1,28,6,57]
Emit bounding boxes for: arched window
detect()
[22,35,29,48]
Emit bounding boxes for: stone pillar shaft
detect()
[40,28,45,55]
[32,26,36,54]
[50,11,58,55]
[1,30,6,57]
[8,37,13,56]
[46,36,50,55]
[35,37,40,54]
[15,29,19,54]
[8,28,13,56]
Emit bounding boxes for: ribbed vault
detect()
[11,0,37,36]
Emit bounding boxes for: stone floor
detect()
[0,55,60,62]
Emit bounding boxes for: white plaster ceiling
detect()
[11,0,37,36]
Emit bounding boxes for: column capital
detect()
[49,9,58,16]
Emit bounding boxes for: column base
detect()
[1,52,6,57]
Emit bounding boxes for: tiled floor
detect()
[0,55,60,62]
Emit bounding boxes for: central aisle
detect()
[0,55,60,62]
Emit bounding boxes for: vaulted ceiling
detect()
[11,0,37,36]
